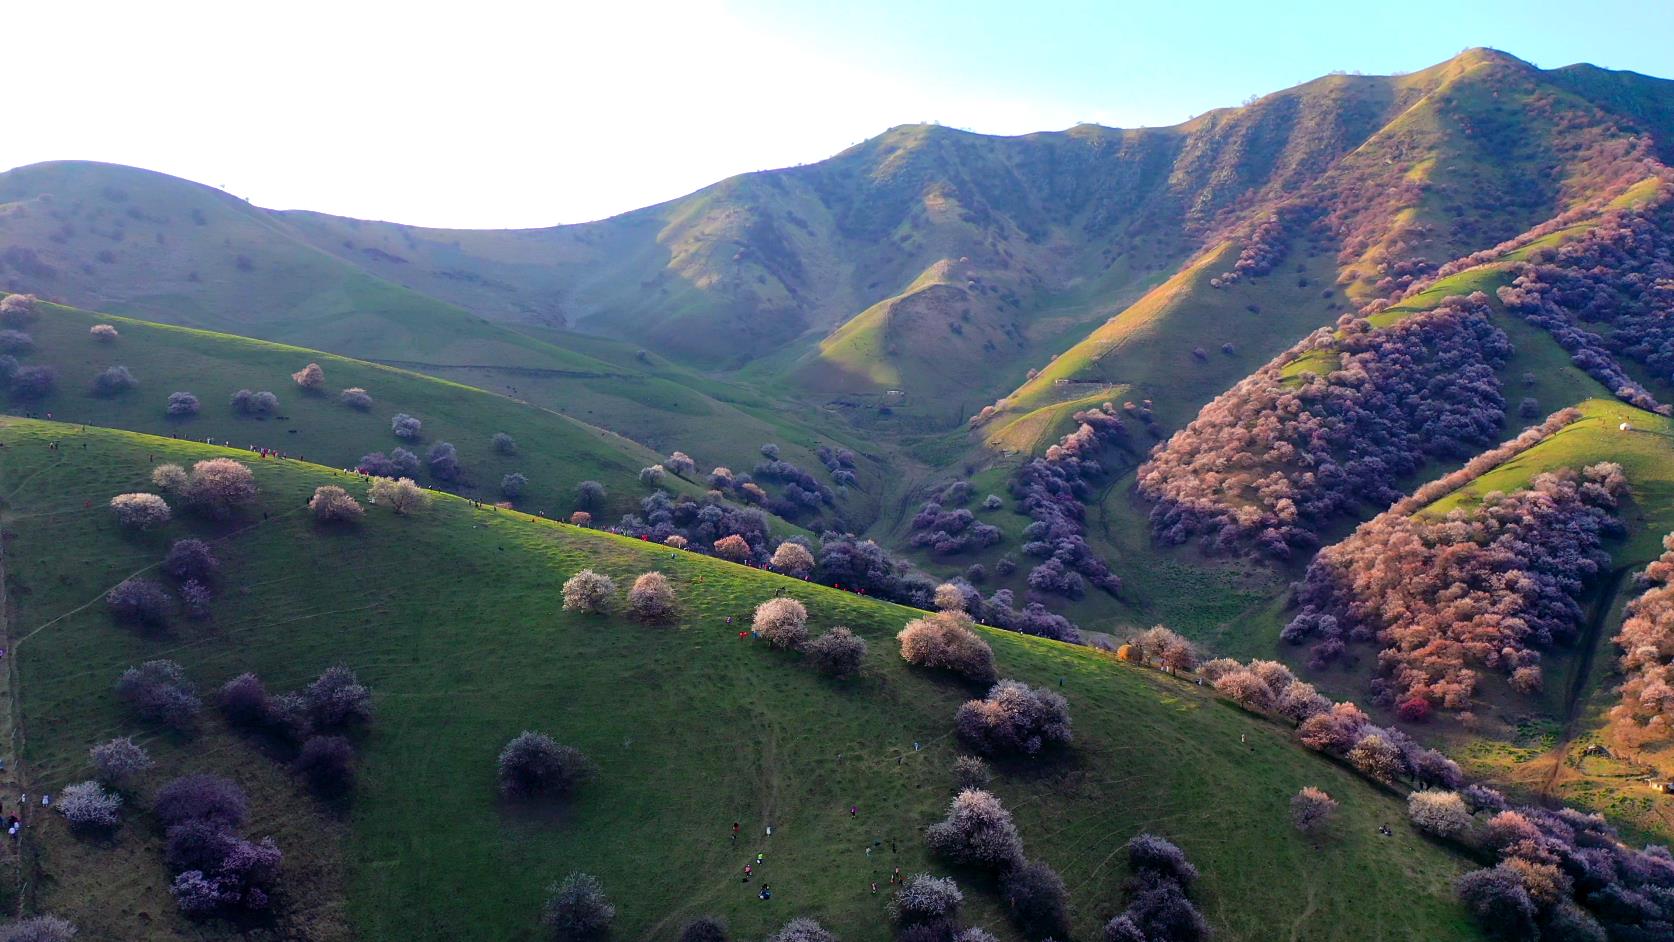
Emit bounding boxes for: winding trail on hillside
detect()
[1536,565,1630,800]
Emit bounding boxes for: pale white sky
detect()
[3,1,1103,228]
[5,0,1669,229]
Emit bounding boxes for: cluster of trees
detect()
[815,445,859,487]
[1198,657,1464,788]
[220,666,374,796]
[1495,198,1674,411]
[615,490,774,562]
[1103,834,1209,942]
[1139,293,1511,557]
[1614,532,1674,740]
[0,296,53,401]
[1212,204,1315,287]
[116,659,201,729]
[748,597,869,677]
[559,568,681,623]
[1283,464,1626,712]
[925,790,1070,939]
[1009,404,1127,598]
[955,680,1071,757]
[157,775,282,915]
[1440,788,1674,940]
[750,453,836,522]
[908,498,1004,556]
[151,458,259,520]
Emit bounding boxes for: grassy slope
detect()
[0,420,1481,942]
[0,162,595,373]
[11,300,709,523]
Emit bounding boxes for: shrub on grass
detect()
[0,330,32,354]
[890,873,963,926]
[369,477,428,514]
[934,582,969,612]
[179,580,213,620]
[562,570,616,613]
[218,673,273,728]
[91,365,136,396]
[952,755,991,789]
[305,666,374,729]
[57,781,122,831]
[182,458,257,519]
[628,571,677,622]
[1000,860,1071,940]
[1291,787,1336,835]
[569,511,592,527]
[1127,833,1198,886]
[575,480,606,510]
[152,463,188,492]
[714,534,753,563]
[154,774,247,831]
[166,391,200,416]
[501,472,528,499]
[110,493,170,529]
[309,485,365,522]
[806,627,867,677]
[491,431,517,455]
[543,872,615,940]
[90,737,153,785]
[230,389,278,415]
[427,442,460,481]
[10,365,56,399]
[925,789,1024,872]
[1408,790,1471,837]
[391,413,422,439]
[359,449,420,478]
[666,451,695,476]
[294,735,356,795]
[0,294,37,325]
[771,541,815,577]
[106,578,171,629]
[1132,626,1199,674]
[639,465,666,487]
[753,597,809,649]
[291,362,325,392]
[898,612,996,684]
[340,387,373,410]
[955,680,1072,757]
[498,732,596,800]
[679,916,728,942]
[1455,865,1537,940]
[1347,732,1405,784]
[768,918,834,942]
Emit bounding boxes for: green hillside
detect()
[4,298,709,522]
[0,419,1482,941]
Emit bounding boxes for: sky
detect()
[4,0,1671,229]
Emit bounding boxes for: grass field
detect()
[0,420,1483,941]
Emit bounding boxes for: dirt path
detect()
[0,474,32,912]
[1535,565,1630,799]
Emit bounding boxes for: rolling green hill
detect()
[0,419,1483,941]
[2,298,718,523]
